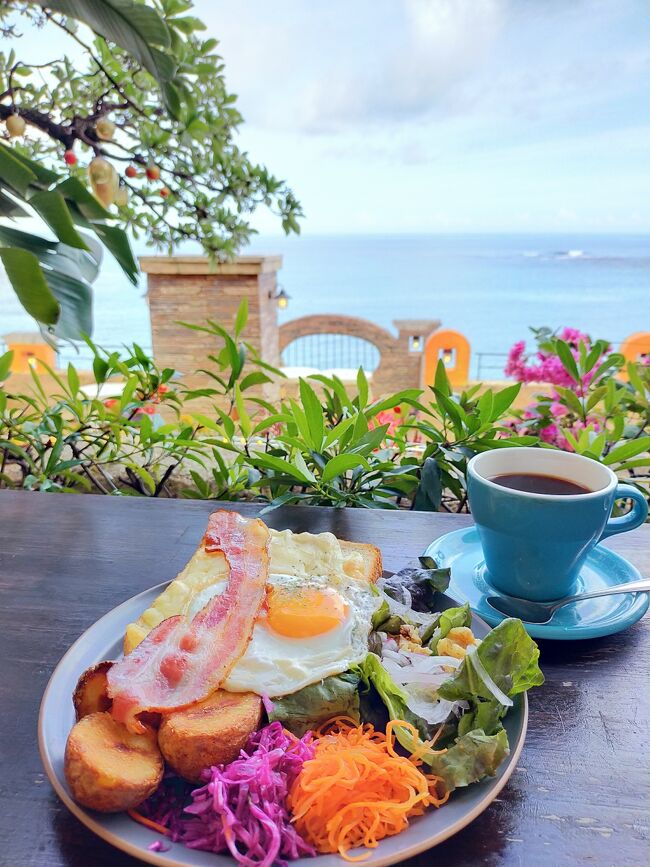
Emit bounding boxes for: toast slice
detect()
[123,523,382,655]
[339,540,383,584]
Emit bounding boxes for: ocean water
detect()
[1,233,649,377]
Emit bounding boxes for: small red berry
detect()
[125,165,138,178]
[146,163,160,180]
[393,406,402,414]
[159,186,170,198]
[64,150,77,166]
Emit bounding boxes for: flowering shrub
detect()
[504,327,650,499]
[1,314,646,511]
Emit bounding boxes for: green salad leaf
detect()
[268,672,361,736]
[353,652,431,739]
[437,618,545,704]
[425,728,510,791]
[457,698,506,738]
[355,653,512,792]
[422,602,472,648]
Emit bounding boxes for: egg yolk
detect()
[266,587,348,638]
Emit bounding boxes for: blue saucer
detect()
[424,526,649,640]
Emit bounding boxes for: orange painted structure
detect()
[619,332,650,380]
[3,332,56,374]
[423,328,471,388]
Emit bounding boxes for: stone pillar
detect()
[140,256,282,406]
[373,319,440,394]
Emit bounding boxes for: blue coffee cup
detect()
[467,447,648,601]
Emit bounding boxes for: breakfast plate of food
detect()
[39,510,544,866]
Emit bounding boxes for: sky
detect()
[193,0,650,234]
[4,0,650,236]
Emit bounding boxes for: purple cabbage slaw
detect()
[139,721,316,867]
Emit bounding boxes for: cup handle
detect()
[600,484,649,539]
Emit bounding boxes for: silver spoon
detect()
[487,577,650,624]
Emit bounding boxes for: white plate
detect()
[39,583,528,866]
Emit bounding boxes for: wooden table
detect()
[1,490,648,867]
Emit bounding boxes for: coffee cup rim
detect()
[467,447,617,500]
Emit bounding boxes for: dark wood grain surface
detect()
[0,490,648,867]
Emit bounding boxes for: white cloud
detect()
[200,0,504,131]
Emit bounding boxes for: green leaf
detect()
[234,298,248,337]
[356,367,369,408]
[603,437,650,465]
[234,384,251,438]
[321,453,369,484]
[239,371,271,391]
[438,618,544,703]
[0,351,14,381]
[293,450,316,484]
[0,248,59,325]
[93,355,109,384]
[91,222,138,284]
[55,177,113,221]
[626,362,647,397]
[368,389,421,417]
[0,189,29,217]
[476,389,494,423]
[269,673,360,737]
[46,269,93,340]
[323,416,357,449]
[433,389,465,436]
[434,358,451,395]
[0,143,37,194]
[491,382,521,418]
[424,729,510,793]
[554,339,580,383]
[412,456,442,512]
[585,385,608,413]
[67,363,80,395]
[554,386,584,417]
[251,451,310,483]
[28,191,89,250]
[299,378,325,450]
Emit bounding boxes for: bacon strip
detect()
[107,510,270,733]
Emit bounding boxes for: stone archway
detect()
[279,314,440,395]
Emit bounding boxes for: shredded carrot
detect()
[287,718,449,861]
[127,808,170,837]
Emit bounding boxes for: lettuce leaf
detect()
[457,698,506,737]
[354,652,431,740]
[422,602,472,648]
[355,653,511,792]
[268,672,360,736]
[425,728,510,791]
[437,618,544,704]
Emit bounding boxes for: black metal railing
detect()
[282,333,381,373]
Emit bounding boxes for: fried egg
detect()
[187,570,379,696]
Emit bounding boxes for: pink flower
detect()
[558,326,589,346]
[549,401,567,418]
[134,405,156,415]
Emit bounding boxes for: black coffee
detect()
[490,473,591,495]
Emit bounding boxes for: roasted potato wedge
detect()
[64,711,163,812]
[73,661,113,721]
[158,690,262,783]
